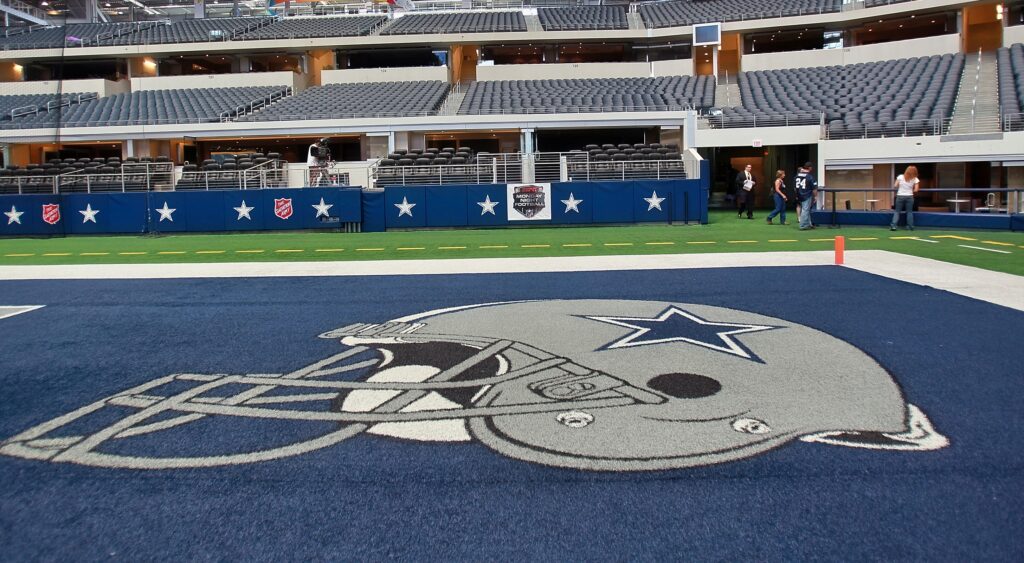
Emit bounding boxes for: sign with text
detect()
[507,183,552,221]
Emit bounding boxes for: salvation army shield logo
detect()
[274,198,293,220]
[41,204,61,225]
[512,184,546,218]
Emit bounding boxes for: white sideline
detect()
[0,250,1020,312]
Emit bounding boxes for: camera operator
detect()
[307,138,332,186]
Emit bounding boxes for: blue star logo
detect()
[585,306,779,362]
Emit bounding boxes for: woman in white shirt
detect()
[890,165,920,231]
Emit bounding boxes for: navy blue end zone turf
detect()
[0,267,1022,560]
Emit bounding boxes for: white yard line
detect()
[0,305,45,320]
[0,251,1020,312]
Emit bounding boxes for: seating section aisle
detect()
[1,86,288,128]
[713,54,964,137]
[537,6,629,31]
[240,81,449,121]
[639,0,841,28]
[380,12,527,35]
[997,44,1024,131]
[237,16,387,39]
[458,76,715,114]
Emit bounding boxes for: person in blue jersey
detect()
[794,162,817,230]
[890,165,920,231]
[766,169,788,225]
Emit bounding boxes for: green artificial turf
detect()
[2,210,1022,275]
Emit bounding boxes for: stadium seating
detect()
[711,54,964,137]
[102,17,269,45]
[0,22,139,49]
[236,16,387,39]
[380,12,527,35]
[537,6,629,31]
[997,44,1024,132]
[863,0,914,7]
[639,0,841,28]
[240,81,449,121]
[1,86,288,128]
[458,76,715,115]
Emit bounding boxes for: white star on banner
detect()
[155,202,176,222]
[79,204,99,224]
[312,197,334,218]
[4,205,24,225]
[395,196,416,217]
[561,192,583,213]
[644,190,666,211]
[234,200,255,221]
[477,195,499,216]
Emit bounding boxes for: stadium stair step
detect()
[438,82,472,116]
[948,51,1001,135]
[524,14,544,33]
[714,80,740,108]
[627,12,646,30]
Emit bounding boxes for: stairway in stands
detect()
[524,14,544,32]
[948,50,1001,135]
[627,12,646,30]
[438,81,471,116]
[714,76,740,109]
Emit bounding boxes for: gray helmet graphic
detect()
[0,300,947,471]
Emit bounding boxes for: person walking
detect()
[795,162,818,230]
[890,165,920,231]
[766,169,788,225]
[735,164,756,219]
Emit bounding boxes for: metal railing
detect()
[703,112,824,129]
[822,117,950,139]
[817,187,1023,224]
[1004,112,1024,132]
[221,87,292,121]
[177,159,288,191]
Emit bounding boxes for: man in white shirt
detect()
[307,138,331,186]
[734,164,756,219]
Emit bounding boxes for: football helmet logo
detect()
[0,300,948,471]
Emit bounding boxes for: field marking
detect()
[982,240,1015,247]
[563,243,593,247]
[768,240,798,243]
[157,251,185,255]
[79,252,109,256]
[356,248,385,252]
[438,246,466,250]
[118,252,147,256]
[314,248,345,253]
[0,305,45,320]
[235,250,265,254]
[603,243,633,247]
[5,253,35,257]
[891,237,937,243]
[521,244,550,248]
[195,250,225,255]
[479,245,509,249]
[931,235,976,241]
[275,249,305,253]
[959,244,1011,254]
[726,240,758,244]
[686,241,716,245]
[42,253,71,256]
[808,238,835,242]
[397,247,426,251]
[644,242,675,246]
[849,237,878,241]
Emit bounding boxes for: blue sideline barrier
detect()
[370,179,707,232]
[811,210,1019,230]
[0,188,362,236]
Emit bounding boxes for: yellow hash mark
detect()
[563,243,593,247]
[118,251,147,255]
[479,245,509,249]
[356,248,385,252]
[521,244,550,248]
[603,242,633,247]
[275,249,304,253]
[80,252,109,256]
[314,248,345,253]
[438,246,466,250]
[5,253,35,257]
[195,250,225,254]
[982,240,1015,247]
[43,252,71,256]
[849,237,878,241]
[687,241,716,245]
[397,247,426,251]
[726,240,758,244]
[930,235,976,241]
[768,239,798,243]
[157,251,185,255]
[890,236,919,240]
[644,242,675,246]
[808,238,835,242]
[235,250,265,254]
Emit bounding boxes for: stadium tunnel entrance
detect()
[700,144,816,210]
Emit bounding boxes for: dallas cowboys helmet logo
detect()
[0,300,948,472]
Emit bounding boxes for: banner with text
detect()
[506,183,552,221]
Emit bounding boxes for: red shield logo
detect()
[42,204,61,225]
[274,198,293,220]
